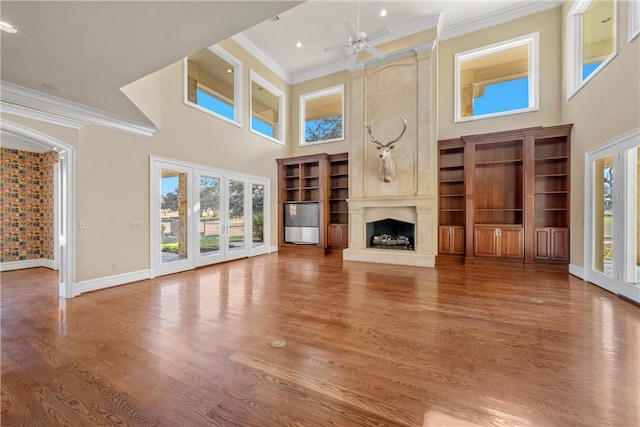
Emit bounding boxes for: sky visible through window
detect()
[473,77,529,116]
[582,62,603,80]
[252,117,274,138]
[197,89,234,120]
[162,177,178,196]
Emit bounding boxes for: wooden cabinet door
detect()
[534,228,569,261]
[499,226,524,259]
[439,226,452,254]
[474,226,499,257]
[534,228,551,259]
[550,228,569,261]
[440,226,465,255]
[451,226,465,254]
[329,224,348,246]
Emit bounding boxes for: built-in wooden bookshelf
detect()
[276,153,348,253]
[437,139,465,263]
[328,153,349,248]
[437,124,572,271]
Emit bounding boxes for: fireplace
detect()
[367,218,414,250]
[342,44,437,268]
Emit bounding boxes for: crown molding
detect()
[0,81,157,137]
[232,33,292,84]
[1,102,87,130]
[439,0,562,41]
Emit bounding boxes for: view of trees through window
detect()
[305,116,343,142]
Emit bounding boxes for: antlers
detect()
[365,115,407,149]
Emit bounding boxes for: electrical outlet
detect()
[130,220,144,228]
[112,262,118,270]
[79,221,86,230]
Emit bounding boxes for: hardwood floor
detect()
[1,253,638,426]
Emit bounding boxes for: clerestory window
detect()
[566,0,617,99]
[250,70,285,144]
[454,33,539,122]
[184,45,242,126]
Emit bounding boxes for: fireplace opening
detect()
[366,218,415,250]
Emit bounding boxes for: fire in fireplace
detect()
[366,218,415,250]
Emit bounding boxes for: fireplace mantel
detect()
[343,45,438,268]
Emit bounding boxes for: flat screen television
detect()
[284,202,319,244]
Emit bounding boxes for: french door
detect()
[585,130,640,304]
[151,158,269,278]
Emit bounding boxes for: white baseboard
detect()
[269,245,278,253]
[568,264,585,280]
[75,269,150,296]
[0,258,56,272]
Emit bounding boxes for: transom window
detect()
[454,33,539,122]
[299,85,345,146]
[250,70,285,144]
[184,46,242,126]
[566,0,617,99]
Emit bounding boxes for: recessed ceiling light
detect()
[226,69,233,74]
[296,41,302,48]
[0,21,18,34]
[380,9,387,17]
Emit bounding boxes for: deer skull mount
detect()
[365,115,407,183]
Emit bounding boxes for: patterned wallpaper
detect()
[0,148,58,263]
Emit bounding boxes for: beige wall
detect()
[2,38,291,283]
[561,0,640,269]
[289,71,351,158]
[438,7,564,139]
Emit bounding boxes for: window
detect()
[250,70,285,144]
[566,0,617,99]
[184,45,242,126]
[299,85,345,145]
[454,33,539,122]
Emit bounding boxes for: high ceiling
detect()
[1,0,559,143]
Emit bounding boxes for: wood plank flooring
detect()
[1,252,639,426]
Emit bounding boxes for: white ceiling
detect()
[1,0,559,152]
[240,0,533,82]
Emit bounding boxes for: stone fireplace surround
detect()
[343,44,437,268]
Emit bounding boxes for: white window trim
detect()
[249,69,286,145]
[630,0,640,42]
[454,32,539,123]
[183,45,243,128]
[566,0,618,100]
[299,84,345,146]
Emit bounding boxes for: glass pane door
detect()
[226,177,248,260]
[196,173,223,267]
[251,183,266,253]
[587,138,640,304]
[155,163,193,277]
[593,155,614,277]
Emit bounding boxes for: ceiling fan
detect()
[323,1,390,70]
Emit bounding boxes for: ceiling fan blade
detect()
[345,51,358,70]
[367,26,391,42]
[366,46,386,59]
[344,21,359,38]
